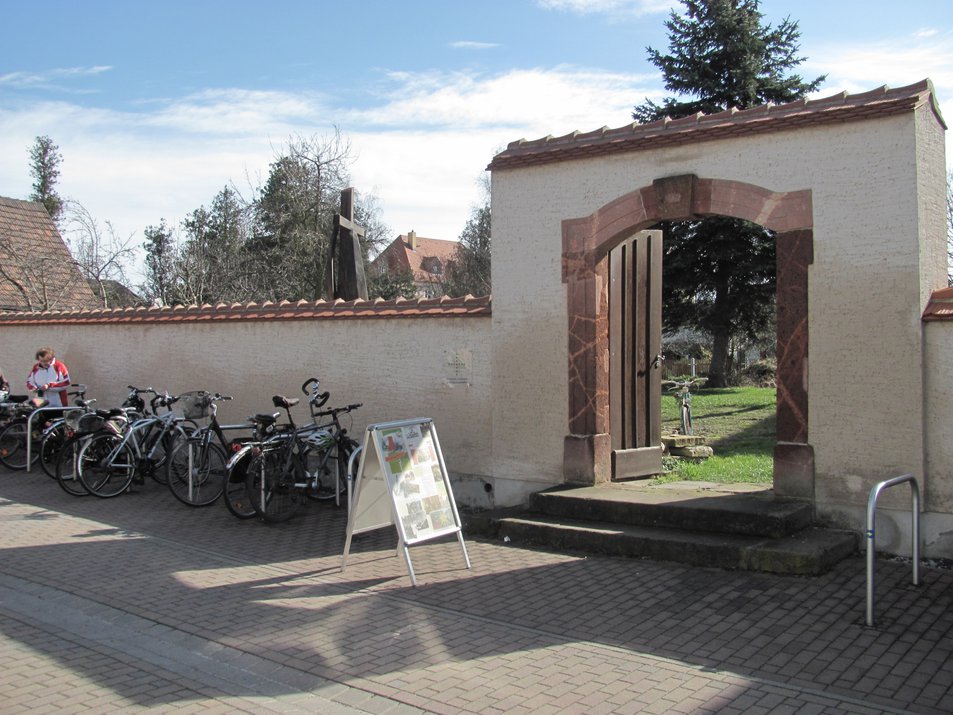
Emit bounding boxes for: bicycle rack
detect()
[865,473,920,627]
[25,405,85,473]
[347,445,363,515]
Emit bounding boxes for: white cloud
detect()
[804,31,953,161]
[450,41,499,50]
[536,0,674,17]
[0,65,112,90]
[350,67,655,136]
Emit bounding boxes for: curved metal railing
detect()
[866,473,920,627]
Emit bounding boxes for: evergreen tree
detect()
[368,268,418,300]
[28,136,65,226]
[444,202,491,298]
[142,220,181,306]
[634,0,824,386]
[178,186,252,304]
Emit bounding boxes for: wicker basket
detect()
[65,411,84,430]
[77,413,105,433]
[179,390,211,420]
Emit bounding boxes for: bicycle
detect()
[53,385,154,496]
[223,408,288,520]
[37,386,95,478]
[0,395,51,470]
[663,377,706,436]
[76,389,191,498]
[166,391,255,507]
[223,377,329,519]
[54,408,133,496]
[243,380,361,523]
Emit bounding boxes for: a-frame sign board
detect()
[341,418,471,586]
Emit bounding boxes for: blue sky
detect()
[2,0,952,284]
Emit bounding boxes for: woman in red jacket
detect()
[26,347,71,407]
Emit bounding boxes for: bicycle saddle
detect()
[272,395,299,409]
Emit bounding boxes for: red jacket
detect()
[26,358,71,406]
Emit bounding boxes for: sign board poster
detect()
[342,418,470,585]
[376,421,458,544]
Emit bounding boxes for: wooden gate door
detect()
[609,229,663,479]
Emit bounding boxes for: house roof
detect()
[488,79,946,171]
[0,196,100,311]
[370,233,459,282]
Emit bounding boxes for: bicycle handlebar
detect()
[312,402,362,419]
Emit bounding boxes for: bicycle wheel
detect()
[78,433,136,498]
[40,421,71,478]
[245,447,303,523]
[167,439,227,507]
[681,402,693,436]
[55,435,90,496]
[0,419,40,470]
[224,455,257,520]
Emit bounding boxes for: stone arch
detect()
[561,174,814,498]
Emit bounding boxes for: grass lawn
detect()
[656,385,775,484]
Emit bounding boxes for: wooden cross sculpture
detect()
[326,187,369,301]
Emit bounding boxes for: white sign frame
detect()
[341,417,471,585]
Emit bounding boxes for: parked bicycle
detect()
[76,388,192,498]
[663,377,706,436]
[166,391,255,507]
[54,408,133,496]
[241,379,361,523]
[223,407,290,520]
[37,386,95,478]
[0,395,51,470]
[53,385,156,496]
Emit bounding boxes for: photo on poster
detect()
[411,432,438,466]
[381,428,411,474]
[430,508,455,530]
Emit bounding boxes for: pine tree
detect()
[634,0,824,386]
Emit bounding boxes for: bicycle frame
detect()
[108,410,184,468]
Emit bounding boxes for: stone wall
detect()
[0,298,497,508]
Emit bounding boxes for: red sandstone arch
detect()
[561,175,814,498]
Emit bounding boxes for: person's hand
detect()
[42,383,50,391]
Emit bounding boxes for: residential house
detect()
[369,231,458,298]
[0,196,100,312]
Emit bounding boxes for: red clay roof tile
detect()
[488,80,945,171]
[0,295,491,325]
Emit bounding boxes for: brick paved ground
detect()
[1,466,952,713]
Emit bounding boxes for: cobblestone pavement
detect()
[1,466,952,714]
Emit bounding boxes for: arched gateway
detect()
[559,176,813,497]
[487,80,953,556]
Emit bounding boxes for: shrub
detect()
[738,359,776,387]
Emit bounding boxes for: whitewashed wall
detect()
[0,312,496,507]
[490,106,953,556]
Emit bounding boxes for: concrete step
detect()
[462,482,859,575]
[530,483,813,538]
[491,514,858,576]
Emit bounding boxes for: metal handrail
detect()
[25,405,84,473]
[866,473,920,627]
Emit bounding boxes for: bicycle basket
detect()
[65,411,84,430]
[77,413,105,433]
[179,390,211,420]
